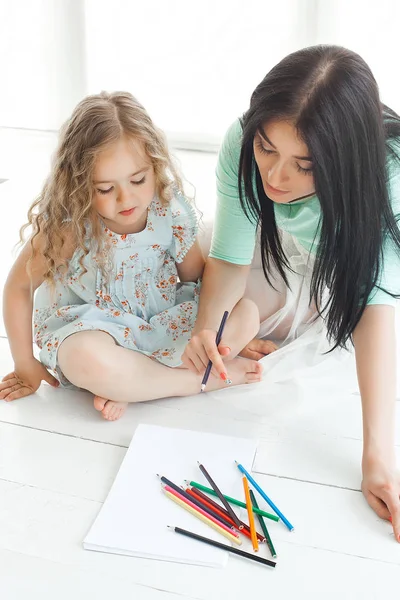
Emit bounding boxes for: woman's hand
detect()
[239,338,278,360]
[0,358,59,401]
[362,453,400,542]
[182,330,230,379]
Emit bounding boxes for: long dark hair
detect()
[239,45,400,349]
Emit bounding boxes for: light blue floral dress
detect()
[34,192,200,388]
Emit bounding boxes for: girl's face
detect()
[253,120,315,204]
[92,136,156,234]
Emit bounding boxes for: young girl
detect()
[0,91,263,421]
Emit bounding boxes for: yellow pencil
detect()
[243,476,259,552]
[163,489,242,545]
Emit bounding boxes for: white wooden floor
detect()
[1,128,400,599]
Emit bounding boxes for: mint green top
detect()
[210,119,400,306]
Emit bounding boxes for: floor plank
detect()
[0,472,399,600]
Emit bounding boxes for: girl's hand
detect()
[362,453,400,542]
[239,338,278,360]
[182,329,230,378]
[0,358,59,401]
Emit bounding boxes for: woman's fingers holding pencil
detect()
[183,330,227,378]
[217,344,231,358]
[181,350,206,375]
[182,339,210,374]
[203,340,228,379]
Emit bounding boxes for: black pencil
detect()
[168,526,276,568]
[157,474,235,531]
[197,462,242,529]
[200,310,230,392]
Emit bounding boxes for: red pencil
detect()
[163,485,240,540]
[187,487,265,543]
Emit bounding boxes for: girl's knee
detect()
[58,331,114,386]
[237,298,260,336]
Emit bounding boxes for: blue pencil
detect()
[235,461,294,531]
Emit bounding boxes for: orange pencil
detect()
[243,476,259,552]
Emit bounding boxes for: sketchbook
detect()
[83,424,257,567]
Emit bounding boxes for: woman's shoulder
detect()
[220,119,243,158]
[216,119,243,181]
[224,118,243,144]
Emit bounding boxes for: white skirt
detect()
[244,230,356,386]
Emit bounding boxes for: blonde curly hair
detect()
[21,91,184,283]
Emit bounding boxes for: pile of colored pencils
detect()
[158,459,294,569]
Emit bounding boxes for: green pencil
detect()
[186,480,279,522]
[250,489,277,558]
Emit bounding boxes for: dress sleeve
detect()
[169,190,199,263]
[367,143,400,307]
[209,120,258,265]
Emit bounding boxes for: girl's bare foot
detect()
[205,356,263,392]
[93,396,128,421]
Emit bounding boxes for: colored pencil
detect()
[162,489,241,545]
[168,526,276,568]
[250,489,277,558]
[157,475,234,530]
[186,487,264,543]
[186,480,280,522]
[200,310,230,392]
[163,485,240,539]
[242,476,259,552]
[235,461,294,531]
[187,486,265,542]
[197,462,242,529]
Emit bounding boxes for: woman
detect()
[182,45,400,539]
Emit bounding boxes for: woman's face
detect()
[253,120,315,204]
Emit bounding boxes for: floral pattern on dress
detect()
[33,191,200,388]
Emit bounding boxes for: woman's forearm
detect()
[194,258,251,332]
[353,305,397,458]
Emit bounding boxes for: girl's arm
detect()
[176,239,205,283]
[3,235,48,364]
[353,304,400,540]
[0,229,74,400]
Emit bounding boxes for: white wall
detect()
[1,0,399,140]
[0,0,86,131]
[84,0,315,146]
[316,0,400,113]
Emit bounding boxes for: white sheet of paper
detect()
[83,424,257,567]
